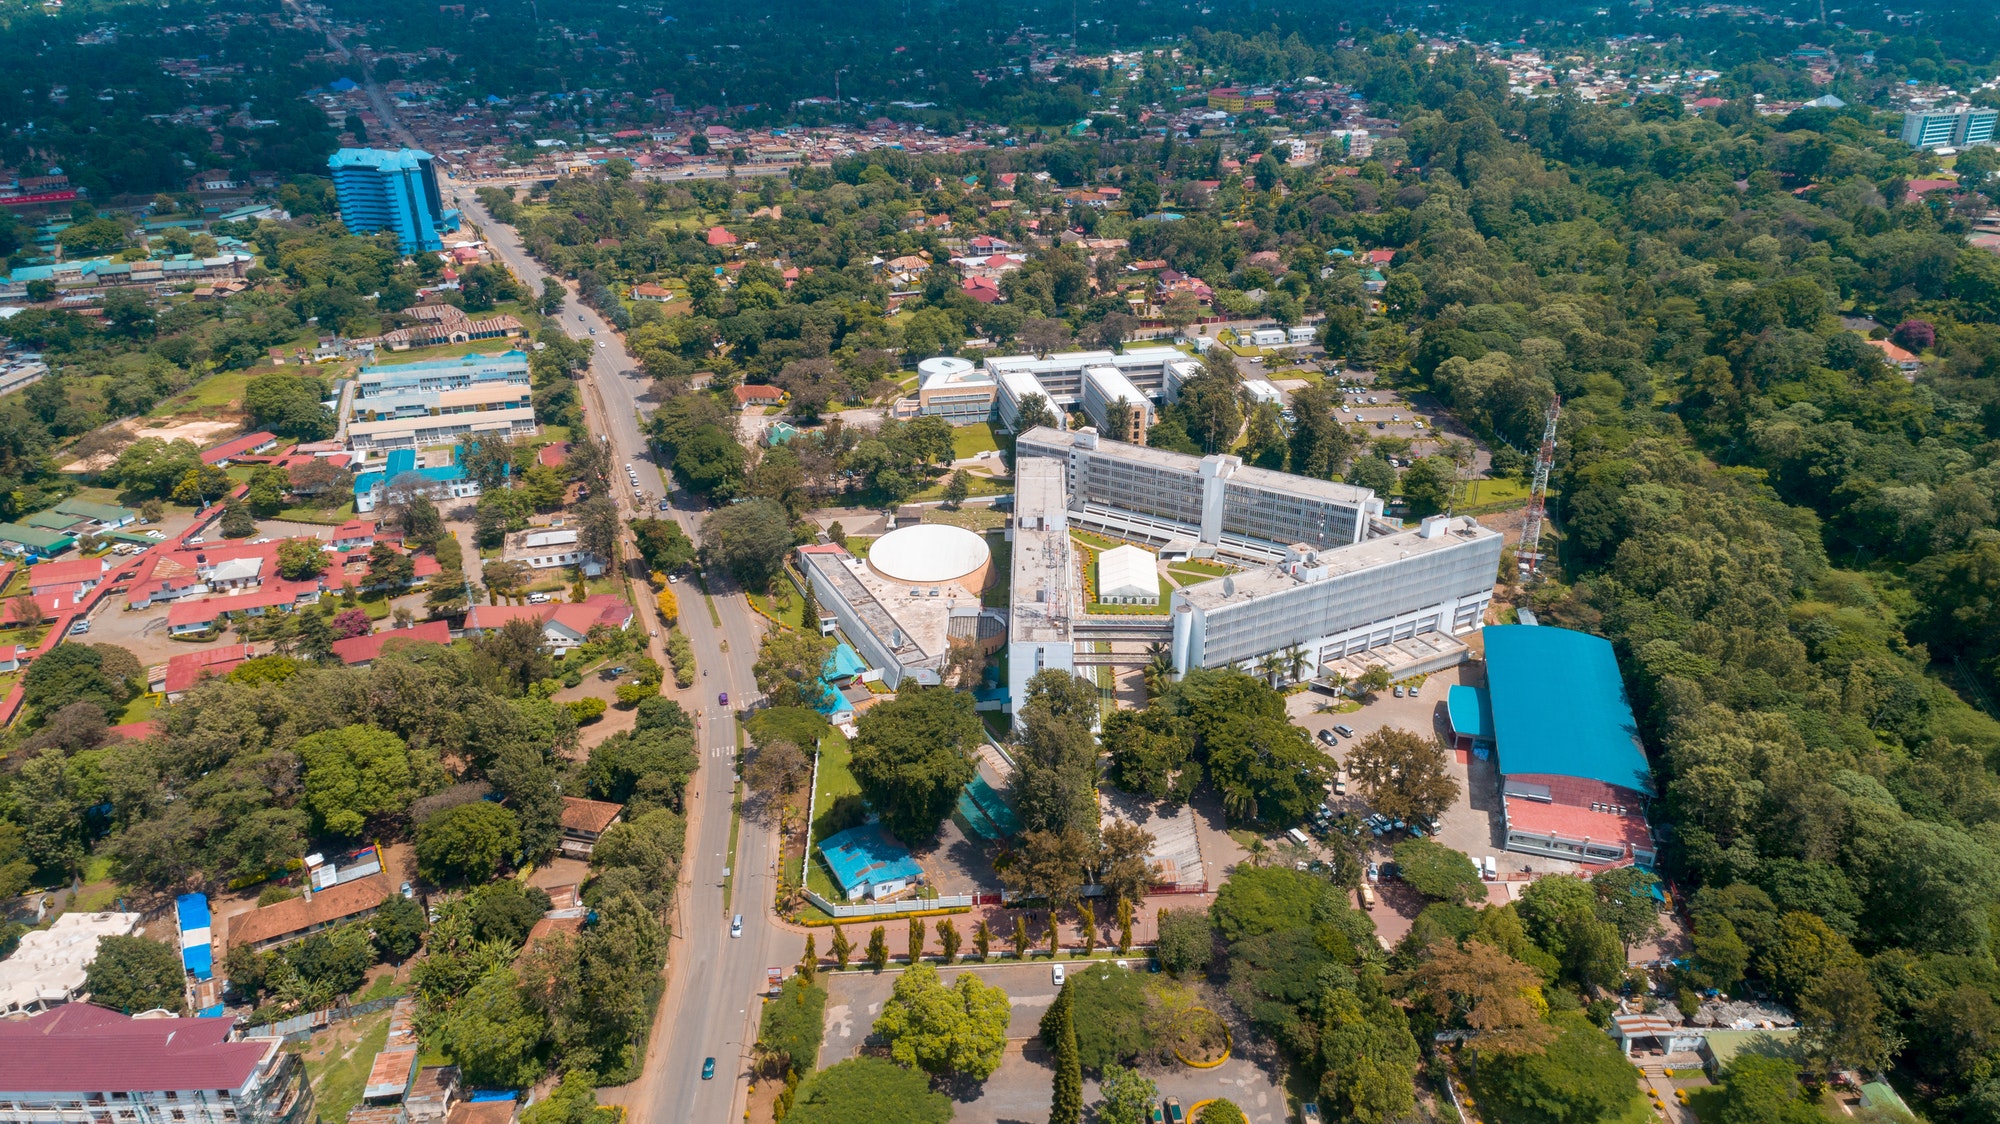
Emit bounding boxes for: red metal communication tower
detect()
[1517,398,1561,580]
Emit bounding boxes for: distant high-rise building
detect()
[1900,107,2000,150]
[326,147,456,253]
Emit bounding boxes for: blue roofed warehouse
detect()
[1465,625,1657,866]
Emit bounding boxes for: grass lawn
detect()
[981,533,1012,609]
[923,506,1008,531]
[149,369,251,417]
[809,725,860,848]
[909,474,1012,502]
[951,423,1000,460]
[278,502,357,526]
[749,586,806,630]
[116,693,156,725]
[1070,529,1124,552]
[1171,557,1235,577]
[304,1010,392,1124]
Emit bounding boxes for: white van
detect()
[1483,856,1498,880]
[1287,827,1310,846]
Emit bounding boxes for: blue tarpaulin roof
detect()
[1483,625,1653,795]
[1446,685,1494,743]
[197,1003,227,1018]
[176,893,213,981]
[819,823,924,894]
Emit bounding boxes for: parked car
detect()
[1052,963,1065,986]
[1166,1097,1186,1124]
[1317,729,1338,746]
[67,619,89,635]
[1334,724,1355,738]
[527,593,551,604]
[1393,685,1404,698]
[400,881,415,899]
[1409,686,1421,698]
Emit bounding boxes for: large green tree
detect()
[84,935,186,1014]
[871,962,1010,1082]
[296,724,414,836]
[784,1058,952,1124]
[416,802,521,884]
[849,688,980,843]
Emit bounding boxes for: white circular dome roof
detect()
[869,524,990,585]
[918,356,976,379]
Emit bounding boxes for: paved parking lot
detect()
[1285,661,1592,939]
[820,963,1287,1124]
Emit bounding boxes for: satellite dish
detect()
[1222,576,1236,598]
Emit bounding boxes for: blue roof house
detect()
[818,823,926,902]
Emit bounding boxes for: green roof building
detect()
[0,523,76,558]
[54,498,138,527]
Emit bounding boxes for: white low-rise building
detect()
[505,527,605,575]
[0,911,143,1015]
[1096,544,1159,605]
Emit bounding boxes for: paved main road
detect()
[279,9,807,1115]
[448,161,802,1124]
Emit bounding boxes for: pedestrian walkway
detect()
[797,890,1217,963]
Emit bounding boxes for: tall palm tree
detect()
[1254,652,1285,688]
[1143,641,1173,697]
[1282,644,1308,684]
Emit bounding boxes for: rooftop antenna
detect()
[1517,397,1561,582]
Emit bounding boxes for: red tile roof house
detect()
[962,277,1003,304]
[461,595,634,654]
[226,873,393,952]
[330,519,378,552]
[28,556,108,596]
[331,620,454,667]
[1868,338,1923,379]
[733,384,786,411]
[559,796,625,857]
[154,644,256,698]
[0,644,22,673]
[200,431,280,466]
[166,599,226,637]
[0,1004,310,1121]
[706,225,738,247]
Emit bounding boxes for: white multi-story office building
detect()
[909,346,1203,429]
[347,351,537,456]
[1005,426,1501,713]
[1170,516,1501,675]
[1016,426,1380,556]
[1079,366,1154,443]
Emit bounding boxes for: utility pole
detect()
[1517,397,1560,582]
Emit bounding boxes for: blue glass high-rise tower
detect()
[326,148,459,253]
